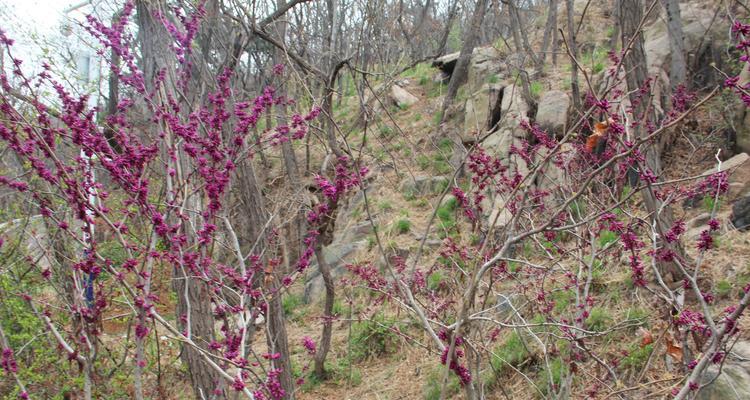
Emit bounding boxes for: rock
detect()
[500,83,530,126]
[700,153,749,176]
[732,195,750,231]
[535,90,570,137]
[303,240,365,303]
[390,84,419,108]
[535,143,576,191]
[698,341,750,400]
[399,175,449,196]
[467,47,503,91]
[688,213,712,229]
[684,153,749,208]
[463,84,504,141]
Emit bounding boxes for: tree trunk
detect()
[620,0,686,283]
[136,2,222,397]
[508,1,535,106]
[566,0,582,111]
[440,0,489,120]
[313,248,335,379]
[660,0,686,90]
[539,0,558,73]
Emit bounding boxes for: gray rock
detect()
[303,240,365,303]
[463,84,504,141]
[535,90,570,137]
[390,84,419,108]
[399,175,449,196]
[731,195,750,231]
[699,341,750,400]
[688,213,712,229]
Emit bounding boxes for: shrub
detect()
[585,307,612,331]
[351,314,401,361]
[395,218,411,234]
[490,331,532,375]
[423,367,460,400]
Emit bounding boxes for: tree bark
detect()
[136,2,222,397]
[660,0,686,90]
[312,248,335,379]
[539,0,558,73]
[620,0,686,283]
[440,0,490,120]
[566,0,582,111]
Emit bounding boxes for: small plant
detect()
[423,367,460,400]
[621,343,654,370]
[351,314,401,361]
[395,218,411,234]
[487,74,499,84]
[585,307,612,331]
[530,81,543,99]
[417,154,431,170]
[378,200,393,212]
[490,331,532,375]
[716,280,732,298]
[432,110,443,125]
[283,293,304,316]
[598,230,617,247]
[427,270,446,291]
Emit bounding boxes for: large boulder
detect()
[463,83,504,141]
[535,90,570,137]
[303,240,365,303]
[390,84,419,108]
[698,341,750,399]
[732,195,750,231]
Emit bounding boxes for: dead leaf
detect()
[665,333,683,362]
[639,327,654,347]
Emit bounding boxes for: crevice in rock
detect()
[488,86,504,133]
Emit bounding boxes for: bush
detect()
[395,218,411,234]
[351,314,401,361]
[585,307,612,331]
[490,331,532,375]
[423,367,460,400]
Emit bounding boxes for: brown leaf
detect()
[665,333,683,362]
[639,327,654,347]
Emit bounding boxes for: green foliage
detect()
[703,194,721,213]
[530,81,543,99]
[283,293,304,317]
[716,280,732,298]
[395,218,412,234]
[490,331,532,375]
[378,200,394,212]
[379,125,395,139]
[488,74,500,84]
[552,289,575,313]
[437,138,453,152]
[423,367,460,400]
[417,155,431,170]
[598,230,618,248]
[351,314,401,361]
[621,343,653,370]
[537,357,566,397]
[436,199,457,232]
[432,110,443,125]
[427,270,446,291]
[585,307,612,331]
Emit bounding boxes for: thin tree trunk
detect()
[660,0,686,90]
[313,248,335,379]
[440,0,490,120]
[539,0,558,74]
[620,0,686,283]
[136,2,222,397]
[566,0,582,111]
